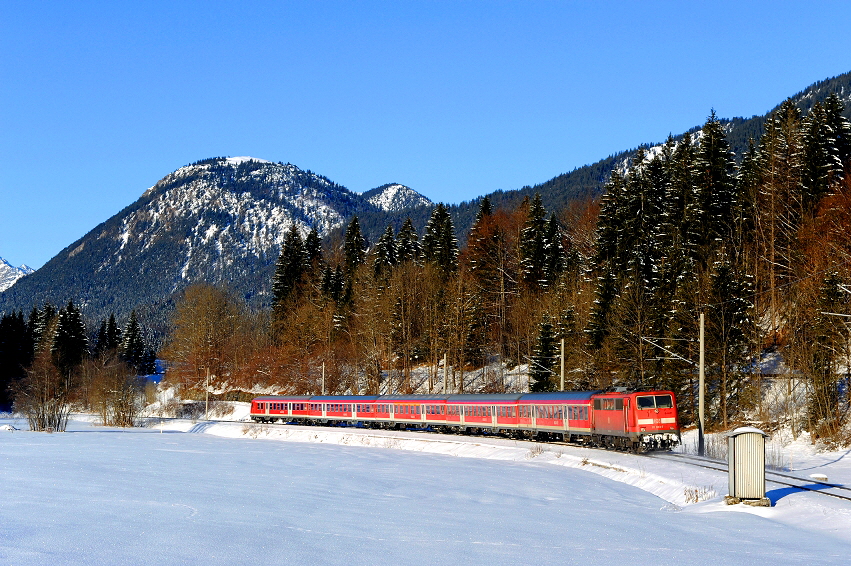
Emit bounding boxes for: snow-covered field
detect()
[2,413,851,565]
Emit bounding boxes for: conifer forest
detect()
[3,94,851,441]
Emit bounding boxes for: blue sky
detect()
[3,1,851,269]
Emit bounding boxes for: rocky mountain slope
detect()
[0,157,431,328]
[0,259,34,293]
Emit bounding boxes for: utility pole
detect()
[699,313,705,457]
[560,338,565,391]
[321,362,326,395]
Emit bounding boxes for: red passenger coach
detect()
[250,389,680,452]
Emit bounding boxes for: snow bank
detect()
[195,422,720,507]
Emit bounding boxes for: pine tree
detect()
[395,218,421,264]
[106,313,121,350]
[29,303,56,350]
[530,314,557,392]
[823,93,851,170]
[304,226,323,267]
[371,224,397,279]
[694,111,736,258]
[707,260,754,427]
[519,193,548,289]
[343,216,367,278]
[52,301,89,379]
[587,173,626,347]
[0,311,30,410]
[801,96,850,214]
[95,313,122,354]
[120,310,146,373]
[320,265,346,304]
[422,204,458,276]
[542,215,565,287]
[757,99,803,341]
[272,224,308,311]
[810,272,847,427]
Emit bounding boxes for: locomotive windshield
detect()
[637,395,674,409]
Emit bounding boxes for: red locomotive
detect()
[250,390,680,452]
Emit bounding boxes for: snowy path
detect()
[1,418,850,564]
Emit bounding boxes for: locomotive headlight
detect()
[640,427,646,432]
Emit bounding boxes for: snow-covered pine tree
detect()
[587,172,626,348]
[304,226,323,268]
[694,111,736,263]
[800,96,851,215]
[757,99,803,341]
[810,272,848,428]
[395,218,421,264]
[530,313,557,392]
[421,204,458,276]
[542,215,565,288]
[52,301,88,379]
[272,224,308,310]
[371,224,397,279]
[95,313,122,354]
[119,310,146,373]
[823,93,851,171]
[707,259,754,427]
[343,216,367,278]
[519,193,548,289]
[29,303,56,351]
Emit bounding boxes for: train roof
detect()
[445,394,524,402]
[310,395,382,401]
[519,391,601,402]
[253,391,605,403]
[378,395,453,401]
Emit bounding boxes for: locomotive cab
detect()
[632,392,680,450]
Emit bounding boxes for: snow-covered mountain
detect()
[0,258,34,292]
[362,183,432,212]
[0,157,432,325]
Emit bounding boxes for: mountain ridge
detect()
[4,70,851,328]
[0,157,431,330]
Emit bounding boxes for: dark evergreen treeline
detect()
[0,304,157,422]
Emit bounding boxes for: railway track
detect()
[646,452,851,503]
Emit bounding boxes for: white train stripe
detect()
[637,417,677,425]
